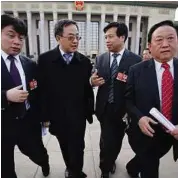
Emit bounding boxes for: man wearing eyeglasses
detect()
[37,19,94,178]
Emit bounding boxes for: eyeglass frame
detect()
[58,34,82,41]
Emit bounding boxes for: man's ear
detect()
[148,42,151,52]
[56,35,60,42]
[120,35,125,42]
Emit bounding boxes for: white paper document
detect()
[149,108,175,131]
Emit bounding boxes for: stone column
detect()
[86,13,91,56]
[68,12,72,20]
[13,11,18,17]
[40,11,45,53]
[53,11,58,26]
[99,13,105,54]
[113,14,118,22]
[125,15,130,49]
[135,15,141,54]
[53,11,58,47]
[27,11,33,56]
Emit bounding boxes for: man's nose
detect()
[13,36,21,45]
[162,39,169,47]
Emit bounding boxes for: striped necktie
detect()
[63,53,72,64]
[108,53,119,103]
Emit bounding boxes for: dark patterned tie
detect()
[108,53,119,103]
[8,55,26,117]
[8,55,22,86]
[63,53,72,64]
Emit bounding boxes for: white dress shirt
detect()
[110,47,125,67]
[154,59,174,107]
[1,50,30,109]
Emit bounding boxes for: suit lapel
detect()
[172,58,178,124]
[1,56,15,88]
[19,56,29,90]
[103,52,110,79]
[118,49,129,70]
[51,46,69,65]
[147,59,160,109]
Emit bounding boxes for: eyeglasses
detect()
[61,35,82,41]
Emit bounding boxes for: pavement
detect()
[15,89,178,178]
[15,116,178,178]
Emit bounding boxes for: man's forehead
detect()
[105,27,117,33]
[153,25,176,36]
[143,50,149,53]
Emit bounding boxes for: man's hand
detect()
[42,122,50,128]
[91,69,105,87]
[6,85,29,103]
[168,127,178,140]
[138,116,158,137]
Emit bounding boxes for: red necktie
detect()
[161,63,173,121]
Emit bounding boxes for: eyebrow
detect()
[155,34,175,38]
[7,30,15,33]
[67,33,79,36]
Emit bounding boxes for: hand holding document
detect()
[149,108,175,131]
[42,126,48,136]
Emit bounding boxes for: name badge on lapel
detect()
[29,79,37,90]
[116,72,128,82]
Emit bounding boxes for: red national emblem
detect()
[74,1,84,11]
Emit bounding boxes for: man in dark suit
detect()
[1,14,49,178]
[125,20,178,178]
[90,22,141,178]
[37,19,94,178]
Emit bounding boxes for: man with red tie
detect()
[125,20,178,178]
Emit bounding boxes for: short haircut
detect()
[103,22,128,42]
[54,19,79,38]
[148,20,177,43]
[1,14,27,36]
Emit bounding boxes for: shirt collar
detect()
[110,47,125,58]
[59,47,74,57]
[154,58,173,71]
[1,50,20,63]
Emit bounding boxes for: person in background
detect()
[142,48,152,61]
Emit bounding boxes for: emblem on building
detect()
[74,1,84,11]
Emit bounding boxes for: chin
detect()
[10,51,19,56]
[71,48,77,52]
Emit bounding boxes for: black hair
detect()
[54,19,79,38]
[1,14,27,36]
[103,22,128,42]
[148,20,177,43]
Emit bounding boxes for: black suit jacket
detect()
[125,58,178,161]
[95,49,142,120]
[37,46,94,134]
[1,56,40,134]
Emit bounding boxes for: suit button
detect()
[1,108,5,111]
[15,117,19,119]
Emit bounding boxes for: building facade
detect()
[1,1,177,60]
